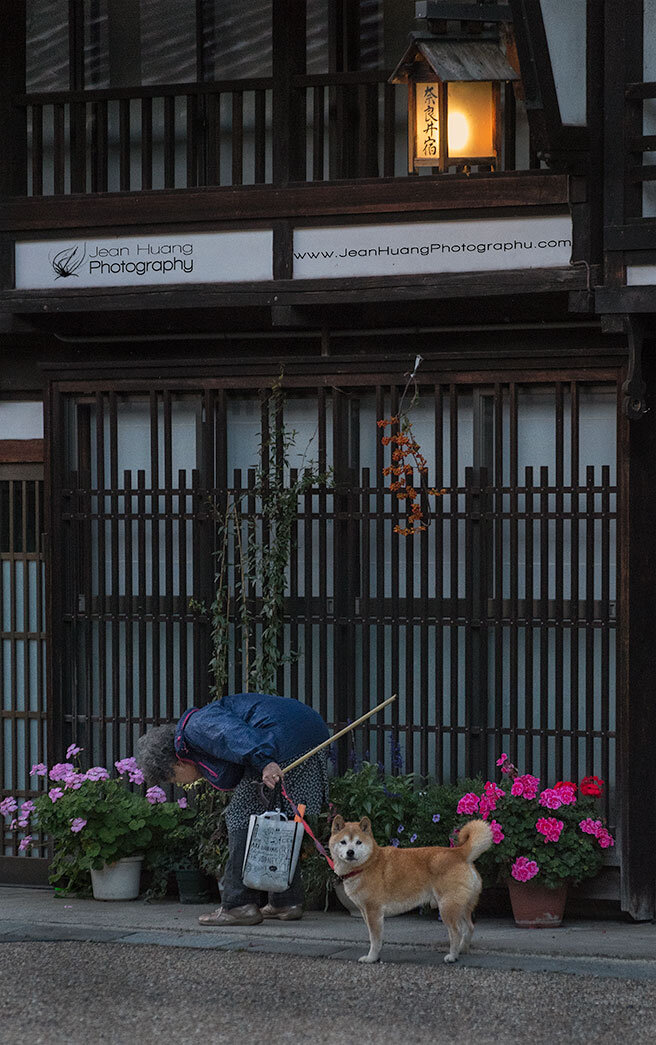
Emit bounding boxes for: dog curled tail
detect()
[455,819,493,862]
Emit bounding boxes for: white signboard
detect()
[15,230,273,290]
[293,215,573,279]
[627,265,656,286]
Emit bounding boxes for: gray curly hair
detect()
[136,724,178,786]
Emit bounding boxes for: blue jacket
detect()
[174,693,330,791]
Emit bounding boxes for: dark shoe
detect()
[260,903,303,921]
[198,904,263,926]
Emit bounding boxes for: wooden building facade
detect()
[1,0,655,918]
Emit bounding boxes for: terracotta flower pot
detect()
[507,878,568,928]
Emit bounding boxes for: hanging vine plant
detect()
[192,378,331,697]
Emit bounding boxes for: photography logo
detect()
[50,243,86,279]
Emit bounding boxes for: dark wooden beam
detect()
[605,223,656,252]
[0,265,592,317]
[1,172,572,233]
[619,340,656,919]
[595,287,656,314]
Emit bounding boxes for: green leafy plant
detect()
[0,752,194,896]
[184,780,230,879]
[193,377,331,696]
[300,760,484,909]
[454,755,613,889]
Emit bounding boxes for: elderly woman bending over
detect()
[137,692,329,926]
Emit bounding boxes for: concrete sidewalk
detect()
[1,885,655,980]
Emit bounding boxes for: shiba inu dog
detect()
[329,815,492,964]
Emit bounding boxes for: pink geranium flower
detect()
[146,786,167,805]
[489,819,504,844]
[579,818,602,836]
[18,836,33,853]
[538,788,564,810]
[0,797,18,817]
[596,829,614,849]
[496,753,508,767]
[49,763,75,782]
[511,856,539,882]
[511,774,540,800]
[30,763,48,777]
[84,767,110,782]
[66,744,82,759]
[70,818,87,833]
[456,792,480,815]
[536,817,564,843]
[48,788,64,803]
[177,797,188,809]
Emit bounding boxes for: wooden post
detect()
[0,2,27,199]
[272,0,307,185]
[619,329,656,921]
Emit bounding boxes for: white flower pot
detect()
[90,855,143,901]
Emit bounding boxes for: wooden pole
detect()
[282,694,398,775]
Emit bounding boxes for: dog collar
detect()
[339,868,363,880]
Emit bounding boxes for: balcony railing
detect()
[17,72,524,197]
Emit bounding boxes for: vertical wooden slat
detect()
[137,469,147,729]
[119,99,131,192]
[493,384,504,761]
[554,383,565,780]
[449,383,458,781]
[164,96,175,189]
[149,391,161,722]
[390,386,400,770]
[601,463,611,799]
[254,89,267,183]
[434,384,444,780]
[53,103,66,195]
[108,392,120,763]
[206,91,221,186]
[178,468,188,708]
[539,464,549,784]
[31,106,43,196]
[524,465,535,771]
[318,389,328,728]
[94,392,107,766]
[163,390,174,724]
[186,94,198,188]
[509,383,519,766]
[124,469,134,747]
[383,82,396,178]
[312,86,324,181]
[231,91,243,186]
[141,97,153,191]
[585,465,595,774]
[375,384,385,767]
[570,381,581,784]
[361,465,371,756]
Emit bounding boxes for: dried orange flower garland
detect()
[377,415,445,535]
[377,357,446,536]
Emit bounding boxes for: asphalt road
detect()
[1,941,656,1045]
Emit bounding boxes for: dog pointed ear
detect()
[359,816,372,833]
[331,814,345,834]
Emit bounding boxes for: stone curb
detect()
[2,920,656,980]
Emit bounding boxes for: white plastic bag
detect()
[241,810,304,893]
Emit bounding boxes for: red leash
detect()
[280,781,334,871]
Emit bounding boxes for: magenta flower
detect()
[0,797,18,817]
[84,767,110,781]
[66,743,82,759]
[511,856,539,882]
[456,792,480,815]
[554,784,577,806]
[496,753,508,766]
[596,828,614,849]
[177,797,188,809]
[48,788,64,803]
[538,788,564,810]
[146,786,167,804]
[30,763,47,777]
[489,819,504,844]
[511,774,540,800]
[536,816,564,843]
[484,781,506,801]
[18,836,33,853]
[70,818,87,834]
[579,818,602,836]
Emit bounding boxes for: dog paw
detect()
[358,954,379,963]
[443,954,458,964]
